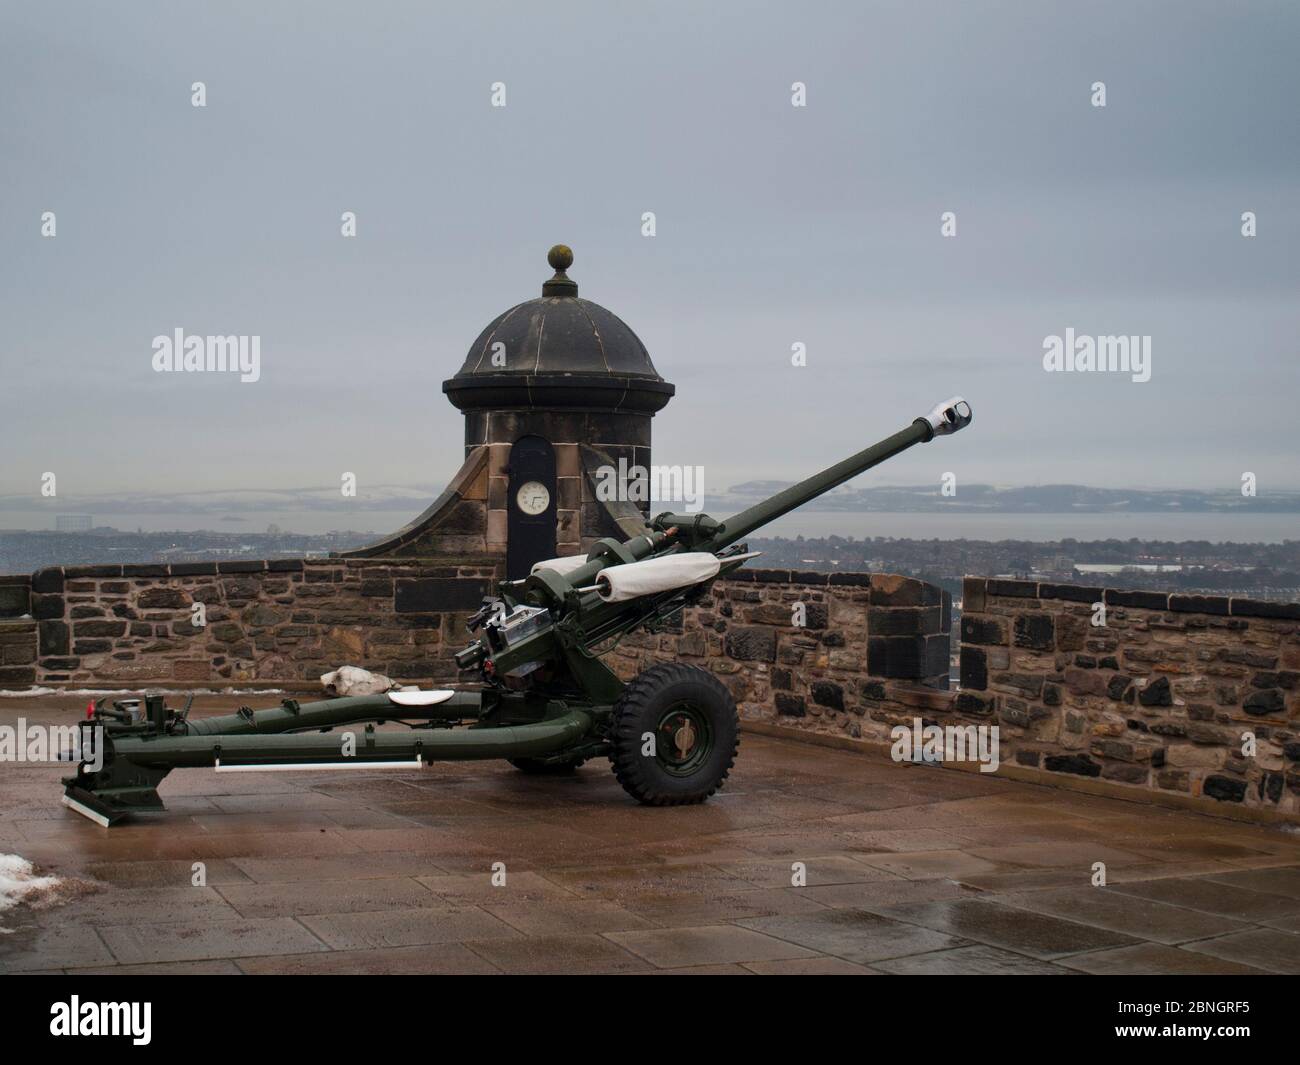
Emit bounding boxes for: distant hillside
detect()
[720,483,1300,513]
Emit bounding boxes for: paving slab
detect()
[742,957,879,975]
[876,898,1141,959]
[97,917,327,964]
[415,871,579,904]
[85,857,253,887]
[4,697,1300,975]
[716,855,898,888]
[735,909,969,964]
[1259,913,1300,933]
[65,960,245,975]
[857,849,1009,881]
[963,842,1152,870]
[237,943,499,975]
[795,877,977,910]
[232,852,454,884]
[542,862,753,901]
[1180,929,1300,974]
[1109,875,1300,922]
[0,922,116,971]
[838,828,973,852]
[1116,837,1279,863]
[481,898,656,936]
[945,822,1119,847]
[465,933,652,974]
[606,924,821,967]
[297,905,521,950]
[1203,865,1300,896]
[615,886,830,927]
[1059,943,1269,975]
[995,886,1248,944]
[871,945,1071,975]
[216,877,440,919]
[54,885,243,925]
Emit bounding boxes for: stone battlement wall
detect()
[4,562,947,695]
[13,558,500,687]
[2,556,1298,821]
[607,568,952,712]
[957,578,1300,818]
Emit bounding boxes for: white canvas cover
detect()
[530,554,589,578]
[595,554,722,602]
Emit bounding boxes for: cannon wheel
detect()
[609,663,739,805]
[508,756,586,774]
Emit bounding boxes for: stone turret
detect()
[345,246,674,577]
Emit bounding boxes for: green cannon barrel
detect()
[535,397,972,595]
[462,397,973,677]
[706,397,972,550]
[708,421,923,550]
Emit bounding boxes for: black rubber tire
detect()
[609,663,739,805]
[508,757,585,775]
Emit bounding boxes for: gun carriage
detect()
[62,399,971,825]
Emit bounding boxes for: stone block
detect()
[1169,595,1230,616]
[1243,689,1285,716]
[39,620,70,656]
[987,579,1037,598]
[1202,775,1247,802]
[724,626,776,662]
[774,693,805,717]
[395,578,490,613]
[74,620,127,638]
[1038,583,1103,604]
[869,574,940,607]
[1013,614,1054,650]
[32,594,64,620]
[31,568,64,594]
[810,681,844,710]
[1043,754,1101,777]
[959,646,987,690]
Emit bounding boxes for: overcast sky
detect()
[2,0,1297,512]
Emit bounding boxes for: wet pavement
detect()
[2,694,1299,974]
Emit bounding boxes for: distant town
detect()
[0,525,373,574]
[744,534,1300,603]
[723,481,1300,514]
[740,535,1300,687]
[1,523,1295,605]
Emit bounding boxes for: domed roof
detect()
[443,246,675,414]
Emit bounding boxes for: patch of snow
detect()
[0,854,62,931]
[321,666,394,697]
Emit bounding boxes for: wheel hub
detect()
[672,716,697,757]
[656,704,712,776]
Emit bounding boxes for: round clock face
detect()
[516,481,550,516]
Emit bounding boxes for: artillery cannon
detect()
[62,398,972,825]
